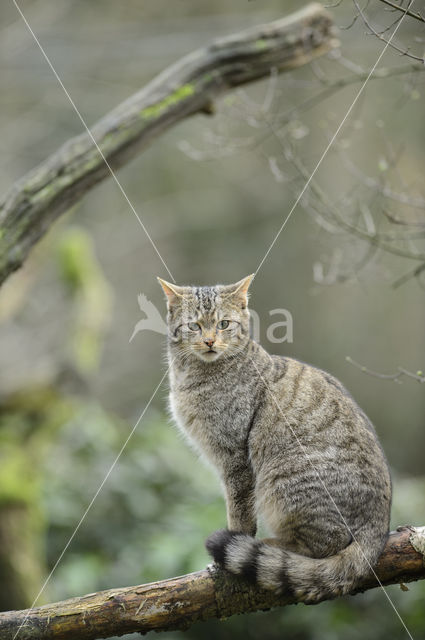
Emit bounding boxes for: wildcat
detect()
[158,274,391,602]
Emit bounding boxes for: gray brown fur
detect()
[158,275,392,602]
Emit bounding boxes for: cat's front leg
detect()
[223,466,256,536]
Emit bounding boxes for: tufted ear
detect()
[157,278,185,307]
[222,274,254,308]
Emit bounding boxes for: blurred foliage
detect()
[0,386,72,609]
[57,227,113,375]
[39,401,425,640]
[43,405,224,597]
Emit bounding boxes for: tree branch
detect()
[377,0,425,25]
[0,3,338,288]
[346,356,425,383]
[352,0,423,62]
[0,526,424,640]
[284,147,425,263]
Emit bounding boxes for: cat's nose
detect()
[204,338,215,348]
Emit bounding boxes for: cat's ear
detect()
[157,278,185,307]
[222,274,254,308]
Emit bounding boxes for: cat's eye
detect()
[187,322,201,331]
[217,320,230,330]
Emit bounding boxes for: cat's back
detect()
[268,354,372,433]
[253,353,390,486]
[250,353,391,553]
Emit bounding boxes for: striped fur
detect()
[158,276,392,602]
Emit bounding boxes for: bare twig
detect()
[392,262,425,288]
[283,146,425,263]
[383,209,425,226]
[346,356,425,382]
[377,0,425,24]
[179,62,424,163]
[353,0,424,62]
[339,151,425,211]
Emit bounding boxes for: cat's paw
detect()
[205,528,241,565]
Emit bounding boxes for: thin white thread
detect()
[254,1,415,276]
[10,2,415,638]
[10,5,177,636]
[12,363,172,640]
[252,7,416,635]
[250,358,414,640]
[12,0,176,283]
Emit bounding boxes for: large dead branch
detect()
[0,3,337,288]
[0,526,424,640]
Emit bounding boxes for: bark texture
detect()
[0,526,424,640]
[0,3,338,287]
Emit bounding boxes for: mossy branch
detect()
[0,526,424,640]
[0,3,338,287]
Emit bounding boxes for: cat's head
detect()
[158,275,254,363]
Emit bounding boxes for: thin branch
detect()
[179,62,424,162]
[283,146,425,263]
[392,261,425,288]
[346,356,425,382]
[377,0,425,24]
[353,0,424,62]
[0,526,424,640]
[339,151,425,211]
[324,1,344,8]
[274,60,425,125]
[0,4,338,288]
[383,209,425,226]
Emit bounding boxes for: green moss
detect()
[57,227,113,374]
[0,387,73,505]
[58,229,94,290]
[141,83,195,120]
[0,229,4,240]
[255,39,268,50]
[0,449,39,505]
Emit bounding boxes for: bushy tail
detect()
[206,528,387,603]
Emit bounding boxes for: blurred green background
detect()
[0,1,424,639]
